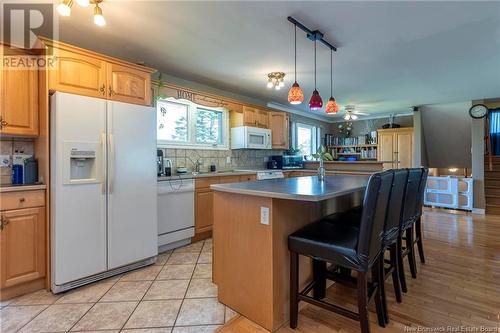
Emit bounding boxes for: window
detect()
[157,98,229,149]
[292,122,321,158]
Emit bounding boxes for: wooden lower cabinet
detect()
[194,174,257,241]
[0,190,46,300]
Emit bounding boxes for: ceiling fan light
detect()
[351,114,359,120]
[288,82,304,105]
[57,0,73,16]
[325,97,339,114]
[76,0,89,7]
[94,5,106,26]
[343,114,350,121]
[266,78,274,89]
[275,84,281,91]
[309,89,323,111]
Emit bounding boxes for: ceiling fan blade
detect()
[353,112,370,116]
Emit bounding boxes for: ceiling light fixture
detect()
[57,0,106,27]
[57,0,73,16]
[325,49,339,114]
[309,40,323,110]
[287,24,304,105]
[287,17,337,112]
[266,72,285,91]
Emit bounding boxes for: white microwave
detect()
[231,126,272,150]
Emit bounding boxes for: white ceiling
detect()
[51,1,500,121]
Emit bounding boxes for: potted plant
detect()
[312,145,333,181]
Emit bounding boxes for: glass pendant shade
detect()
[94,5,106,26]
[325,97,339,114]
[57,0,73,16]
[288,82,304,105]
[309,90,323,110]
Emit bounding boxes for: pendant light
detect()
[57,0,73,16]
[288,24,304,105]
[309,40,323,110]
[325,49,339,114]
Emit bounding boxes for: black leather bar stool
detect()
[414,168,429,264]
[397,168,423,292]
[288,171,393,333]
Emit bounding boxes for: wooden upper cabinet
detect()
[242,106,258,127]
[269,112,289,149]
[43,39,155,106]
[0,58,39,136]
[256,109,269,128]
[377,128,413,169]
[48,48,107,99]
[107,63,151,106]
[0,207,46,289]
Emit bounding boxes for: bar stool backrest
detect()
[383,169,409,247]
[357,170,394,268]
[401,168,423,230]
[416,168,429,217]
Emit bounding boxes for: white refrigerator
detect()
[51,92,158,293]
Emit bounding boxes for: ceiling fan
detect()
[343,105,369,120]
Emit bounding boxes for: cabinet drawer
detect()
[240,174,257,182]
[195,177,221,189]
[0,190,45,211]
[218,175,241,184]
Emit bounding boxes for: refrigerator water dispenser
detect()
[63,142,100,184]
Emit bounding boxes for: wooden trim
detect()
[38,37,156,74]
[191,230,212,243]
[0,278,45,301]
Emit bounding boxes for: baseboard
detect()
[472,208,485,215]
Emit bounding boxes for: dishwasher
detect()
[157,179,195,252]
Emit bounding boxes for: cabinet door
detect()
[48,49,107,99]
[107,63,151,106]
[0,59,39,136]
[256,109,269,128]
[195,189,213,234]
[0,207,45,288]
[396,131,413,168]
[243,107,257,127]
[269,112,289,149]
[378,132,396,169]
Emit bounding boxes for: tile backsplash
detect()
[158,148,285,172]
[0,139,35,185]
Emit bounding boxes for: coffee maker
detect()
[157,149,164,176]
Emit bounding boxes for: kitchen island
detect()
[211,175,369,331]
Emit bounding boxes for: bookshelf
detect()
[324,135,378,160]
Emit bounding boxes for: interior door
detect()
[107,100,157,269]
[378,132,396,169]
[51,92,107,286]
[396,131,413,168]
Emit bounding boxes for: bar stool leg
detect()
[290,251,299,329]
[406,227,418,279]
[396,235,408,293]
[390,244,402,303]
[372,255,387,326]
[312,259,327,299]
[415,217,426,264]
[357,271,371,333]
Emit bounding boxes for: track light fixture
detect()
[57,0,106,27]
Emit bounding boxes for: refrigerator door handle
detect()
[100,133,106,194]
[108,133,115,194]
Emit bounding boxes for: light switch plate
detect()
[226,156,231,164]
[260,207,269,225]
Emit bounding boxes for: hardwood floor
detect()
[218,208,500,332]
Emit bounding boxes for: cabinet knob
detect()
[0,216,9,231]
[0,117,8,129]
[19,197,25,203]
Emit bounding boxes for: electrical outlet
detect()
[260,207,269,225]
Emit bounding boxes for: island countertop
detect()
[211,175,369,202]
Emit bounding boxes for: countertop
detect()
[0,184,47,193]
[210,175,369,202]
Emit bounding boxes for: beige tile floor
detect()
[0,239,238,333]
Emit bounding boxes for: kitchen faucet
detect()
[194,159,203,173]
